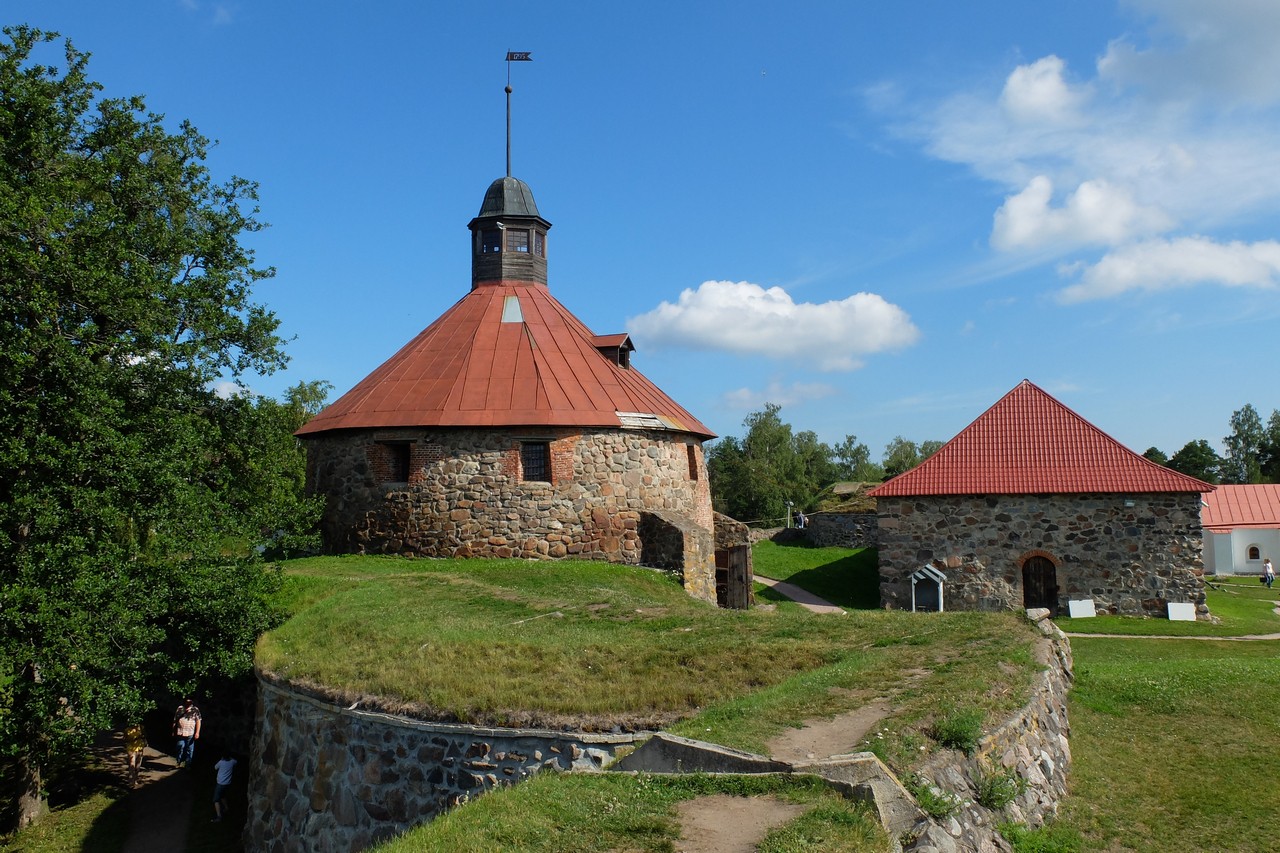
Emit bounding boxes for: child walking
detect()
[212,749,237,822]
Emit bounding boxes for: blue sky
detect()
[11,1,1280,460]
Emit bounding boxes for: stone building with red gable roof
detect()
[296,175,726,603]
[869,380,1214,619]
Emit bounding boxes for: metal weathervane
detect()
[505,51,532,177]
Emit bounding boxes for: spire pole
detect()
[504,51,532,178]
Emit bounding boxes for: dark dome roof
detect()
[477,177,542,218]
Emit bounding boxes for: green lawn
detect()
[1051,637,1280,852]
[1056,575,1280,637]
[371,773,889,853]
[752,540,880,609]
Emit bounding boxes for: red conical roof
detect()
[868,380,1213,497]
[297,280,714,438]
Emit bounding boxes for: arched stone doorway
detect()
[1021,555,1059,614]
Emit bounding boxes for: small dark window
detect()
[481,229,502,253]
[687,445,698,480]
[384,443,411,482]
[1249,545,1262,560]
[506,229,529,253]
[521,442,550,482]
[534,230,545,257]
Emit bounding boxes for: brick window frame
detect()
[687,444,698,480]
[521,441,551,483]
[373,441,412,483]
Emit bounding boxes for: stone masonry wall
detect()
[806,511,879,549]
[244,678,645,853]
[304,427,716,601]
[877,493,1207,618]
[906,613,1073,853]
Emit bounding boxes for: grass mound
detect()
[260,555,1040,761]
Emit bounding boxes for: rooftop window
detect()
[501,295,523,323]
[506,228,530,253]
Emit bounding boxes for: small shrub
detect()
[998,821,1084,853]
[904,773,962,819]
[931,706,984,754]
[974,765,1027,809]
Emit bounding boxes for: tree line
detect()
[1143,404,1280,485]
[705,403,940,524]
[0,28,325,829]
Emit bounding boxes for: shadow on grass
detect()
[754,542,881,610]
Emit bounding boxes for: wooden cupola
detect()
[468,177,552,289]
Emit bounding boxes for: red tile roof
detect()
[868,380,1214,497]
[1201,484,1280,531]
[297,280,714,438]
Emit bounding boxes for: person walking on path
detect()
[1266,558,1275,589]
[211,750,237,822]
[123,723,147,787]
[173,697,202,767]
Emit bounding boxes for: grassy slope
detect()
[372,774,889,853]
[258,555,1038,746]
[752,541,881,609]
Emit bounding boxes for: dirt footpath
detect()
[674,794,808,853]
[94,730,194,853]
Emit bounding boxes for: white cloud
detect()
[999,56,1088,125]
[719,381,839,411]
[890,1,1280,300]
[1058,236,1280,302]
[212,380,244,399]
[992,175,1173,251]
[627,280,920,371]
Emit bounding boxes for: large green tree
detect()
[1168,439,1221,484]
[0,27,294,827]
[1222,404,1265,484]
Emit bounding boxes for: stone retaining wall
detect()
[244,678,645,852]
[806,512,879,549]
[905,611,1073,852]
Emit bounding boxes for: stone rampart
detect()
[906,613,1073,852]
[806,511,879,549]
[877,493,1207,618]
[244,677,645,853]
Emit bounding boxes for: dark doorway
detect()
[715,545,753,609]
[914,577,941,612]
[1022,556,1058,614]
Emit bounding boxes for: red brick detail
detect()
[500,447,520,480]
[549,434,578,484]
[1016,549,1061,568]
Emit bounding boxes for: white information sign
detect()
[1067,599,1096,618]
[1167,602,1196,622]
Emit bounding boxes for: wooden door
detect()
[1022,556,1058,614]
